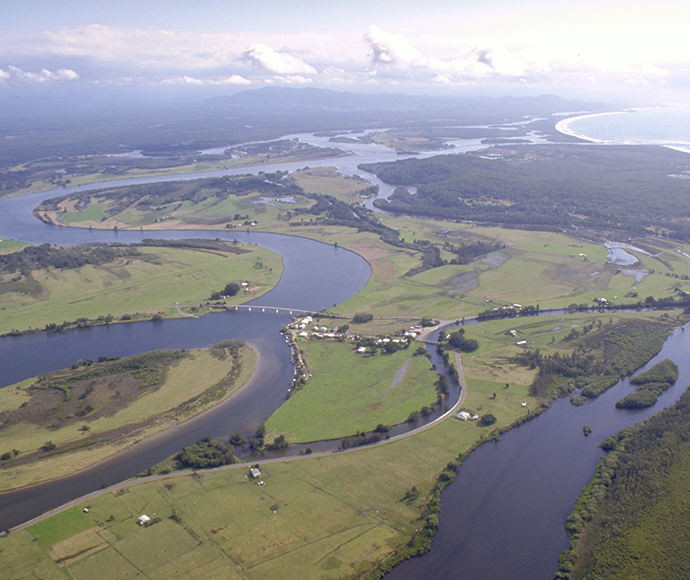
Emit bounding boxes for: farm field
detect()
[264,339,440,443]
[1,377,538,580]
[0,242,282,334]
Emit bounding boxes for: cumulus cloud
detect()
[364,25,422,65]
[240,44,316,75]
[222,75,253,85]
[0,66,79,83]
[363,25,539,84]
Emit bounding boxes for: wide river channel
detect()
[1,133,689,579]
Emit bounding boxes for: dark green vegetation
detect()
[174,437,237,469]
[446,327,480,353]
[0,244,140,276]
[44,170,504,278]
[615,358,678,409]
[556,386,690,580]
[0,238,249,278]
[210,282,240,300]
[0,350,185,432]
[513,320,672,400]
[363,145,690,241]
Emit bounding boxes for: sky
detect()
[3,0,690,104]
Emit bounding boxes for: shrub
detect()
[479,413,497,427]
[352,312,374,324]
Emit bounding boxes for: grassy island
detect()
[0,341,255,491]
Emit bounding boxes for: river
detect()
[1,130,688,578]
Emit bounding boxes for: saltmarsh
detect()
[0,345,256,491]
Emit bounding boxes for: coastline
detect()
[554,110,626,142]
[555,107,690,149]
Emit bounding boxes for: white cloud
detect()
[240,44,316,75]
[161,76,205,85]
[277,75,314,84]
[221,75,253,85]
[364,25,422,65]
[0,66,79,83]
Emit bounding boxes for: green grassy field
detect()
[1,381,537,580]
[0,243,282,333]
[37,166,690,326]
[0,308,677,579]
[0,346,256,491]
[264,339,440,442]
[5,165,690,578]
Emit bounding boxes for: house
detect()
[250,467,261,479]
[357,346,367,354]
[516,340,528,346]
[138,515,151,526]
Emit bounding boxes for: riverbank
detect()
[0,343,257,492]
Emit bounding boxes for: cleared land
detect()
[5,166,690,578]
[0,241,282,333]
[0,342,255,491]
[39,167,690,326]
[264,339,440,442]
[0,374,539,580]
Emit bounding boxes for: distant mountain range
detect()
[202,86,612,127]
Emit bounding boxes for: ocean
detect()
[556,106,690,152]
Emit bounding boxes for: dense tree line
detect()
[361,145,690,240]
[615,359,678,409]
[0,243,140,276]
[556,385,690,579]
[513,323,670,399]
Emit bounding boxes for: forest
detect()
[361,145,690,241]
[556,384,690,579]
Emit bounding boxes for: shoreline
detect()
[555,107,690,151]
[554,110,627,142]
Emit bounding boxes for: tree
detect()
[352,312,373,324]
[447,329,479,353]
[228,433,246,446]
[223,282,240,297]
[479,414,497,427]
